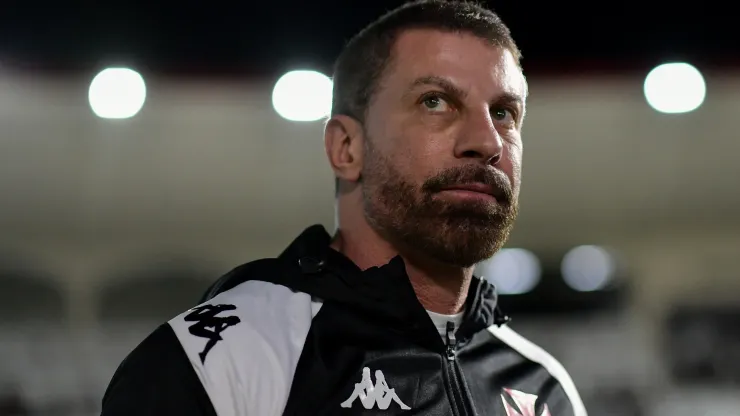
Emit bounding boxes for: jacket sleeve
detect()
[100,324,217,416]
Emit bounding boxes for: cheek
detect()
[367,142,424,187]
[399,152,435,185]
[391,132,450,182]
[503,142,523,187]
[413,145,452,186]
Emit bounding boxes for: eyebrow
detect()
[406,75,468,100]
[496,92,525,109]
[406,75,525,109]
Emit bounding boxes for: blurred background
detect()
[0,1,738,415]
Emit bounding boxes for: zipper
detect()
[444,321,472,416]
[445,321,457,361]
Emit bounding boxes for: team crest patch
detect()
[502,387,551,416]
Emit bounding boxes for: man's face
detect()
[361,29,526,268]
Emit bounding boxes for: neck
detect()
[330,200,472,315]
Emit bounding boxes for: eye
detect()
[421,94,452,113]
[491,108,515,125]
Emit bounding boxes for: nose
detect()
[452,110,503,165]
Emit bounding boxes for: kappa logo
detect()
[341,367,411,410]
[501,388,551,416]
[184,304,241,364]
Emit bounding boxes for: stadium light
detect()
[561,245,615,292]
[644,62,706,114]
[476,248,541,295]
[89,67,146,119]
[272,70,333,122]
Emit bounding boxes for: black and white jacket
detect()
[101,225,587,416]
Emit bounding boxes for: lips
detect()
[440,183,496,196]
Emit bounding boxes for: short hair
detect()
[331,0,522,123]
[331,0,522,195]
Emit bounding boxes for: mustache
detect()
[422,165,514,205]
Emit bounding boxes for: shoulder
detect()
[199,257,304,303]
[101,324,217,416]
[168,279,321,416]
[486,324,588,416]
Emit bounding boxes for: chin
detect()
[409,222,510,268]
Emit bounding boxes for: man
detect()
[101,1,588,415]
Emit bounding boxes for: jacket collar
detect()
[278,225,507,340]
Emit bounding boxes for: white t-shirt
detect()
[426,309,464,338]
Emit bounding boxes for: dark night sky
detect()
[0,1,736,79]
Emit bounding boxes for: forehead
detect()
[386,28,524,98]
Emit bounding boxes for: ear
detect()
[324,115,365,185]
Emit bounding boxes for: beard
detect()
[361,141,519,268]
